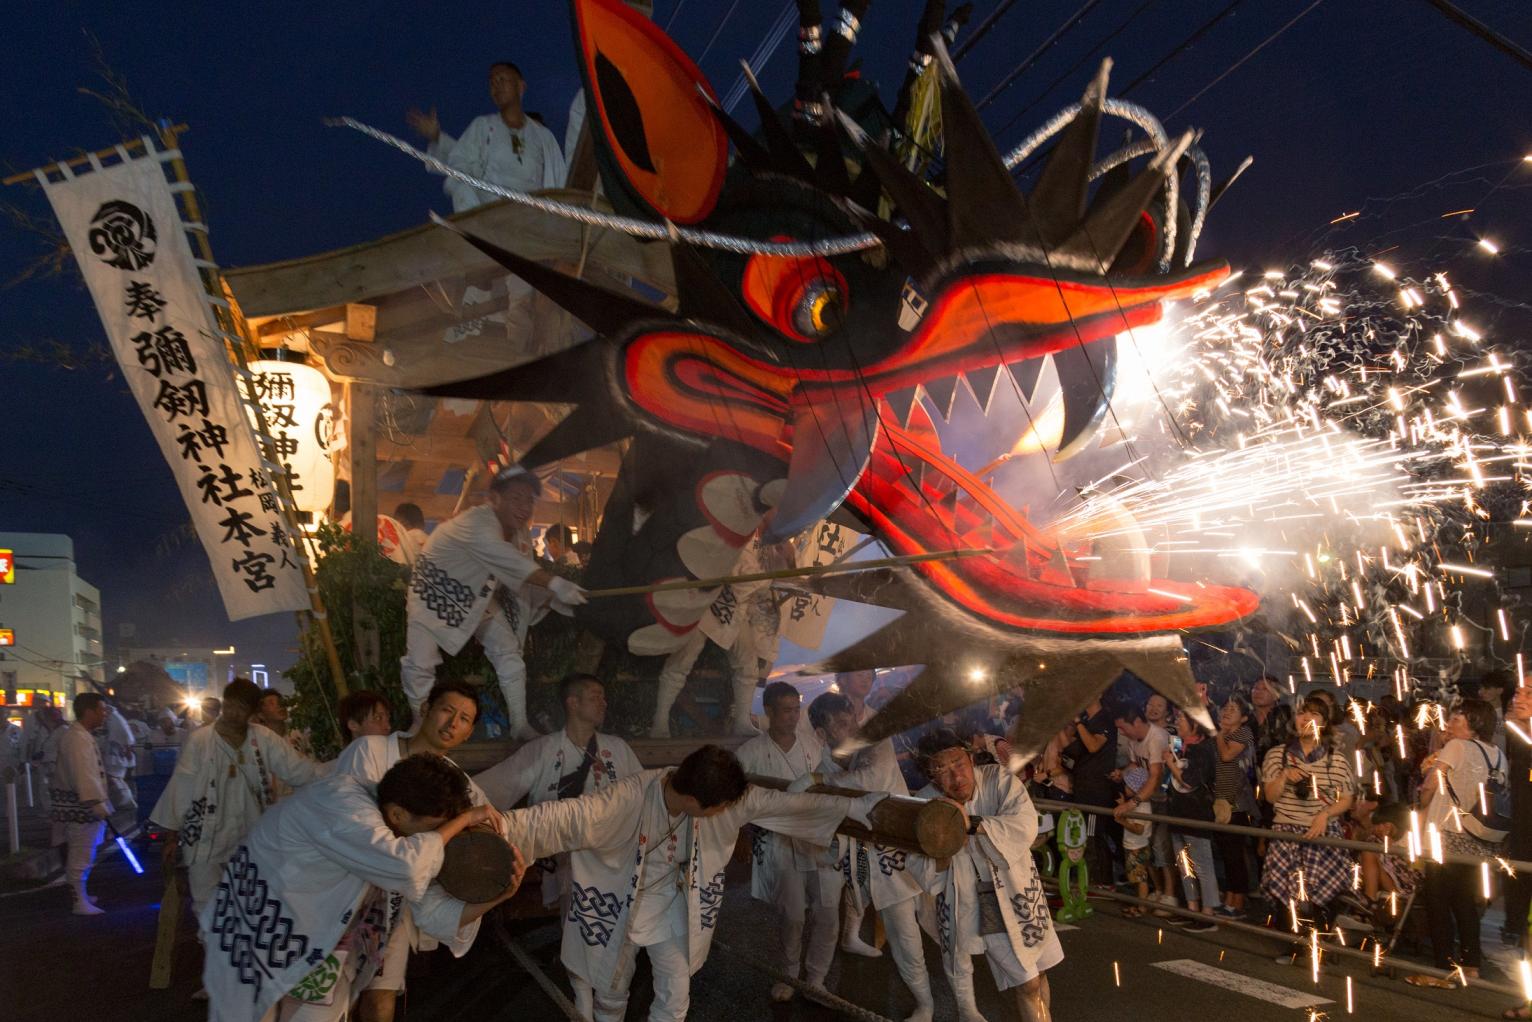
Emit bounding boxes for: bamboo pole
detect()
[581,547,995,600]
[1,124,188,186]
[155,122,350,702]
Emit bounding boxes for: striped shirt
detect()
[1213,724,1257,811]
[1261,743,1356,828]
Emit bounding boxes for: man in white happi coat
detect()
[913,730,1062,1022]
[24,698,65,815]
[736,681,840,1002]
[202,754,523,1022]
[401,465,587,739]
[51,692,112,915]
[476,672,642,1017]
[500,744,884,1022]
[405,62,566,353]
[806,691,934,1022]
[331,680,488,1022]
[409,61,566,212]
[151,678,329,922]
[97,700,139,827]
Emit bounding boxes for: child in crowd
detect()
[1117,767,1154,918]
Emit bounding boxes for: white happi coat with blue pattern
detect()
[815,737,924,910]
[502,769,849,996]
[202,772,476,1022]
[913,765,1063,980]
[406,504,540,655]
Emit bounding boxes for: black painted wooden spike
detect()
[697,85,774,172]
[847,159,883,211]
[965,364,1001,412]
[1005,356,1045,402]
[812,117,852,195]
[922,375,959,421]
[834,111,949,254]
[1052,338,1119,462]
[1056,129,1195,271]
[1208,155,1254,211]
[883,386,919,425]
[929,37,1035,251]
[521,404,635,470]
[421,339,605,405]
[1028,59,1110,247]
[844,203,939,278]
[428,213,673,337]
[742,63,817,181]
[670,242,759,337]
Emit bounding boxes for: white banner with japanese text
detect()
[781,521,849,650]
[41,148,309,620]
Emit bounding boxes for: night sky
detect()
[2,0,1528,674]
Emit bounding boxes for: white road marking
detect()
[1053,922,1079,931]
[1152,959,1335,1008]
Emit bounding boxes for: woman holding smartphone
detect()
[1259,695,1356,947]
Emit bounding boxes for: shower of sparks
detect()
[1041,250,1530,705]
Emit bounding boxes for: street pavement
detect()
[0,840,1518,1021]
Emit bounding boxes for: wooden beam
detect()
[223,191,675,317]
[349,383,378,540]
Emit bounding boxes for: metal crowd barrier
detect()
[1033,796,1529,1002]
[1033,797,1532,873]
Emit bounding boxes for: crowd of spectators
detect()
[894,669,1527,989]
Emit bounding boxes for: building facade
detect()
[0,532,103,709]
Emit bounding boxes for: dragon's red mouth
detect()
[846,412,1258,634]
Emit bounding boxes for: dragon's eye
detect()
[790,279,845,339]
[742,243,850,343]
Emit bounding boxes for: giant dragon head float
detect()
[424,0,1260,758]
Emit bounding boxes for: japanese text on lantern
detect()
[0,550,12,584]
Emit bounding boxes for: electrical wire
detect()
[986,0,1162,149]
[974,0,1106,112]
[1420,0,1532,72]
[952,0,1024,62]
[1161,0,1328,124]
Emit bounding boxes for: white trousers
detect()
[64,820,104,892]
[651,629,761,737]
[878,897,930,993]
[589,933,690,1022]
[777,866,838,985]
[189,857,230,922]
[401,610,528,731]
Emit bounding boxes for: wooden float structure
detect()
[223,190,676,535]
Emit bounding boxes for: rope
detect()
[335,89,1182,259]
[326,117,881,257]
[490,915,587,1022]
[711,939,896,1022]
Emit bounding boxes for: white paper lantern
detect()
[242,359,337,516]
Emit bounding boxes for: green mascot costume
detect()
[1055,807,1093,923]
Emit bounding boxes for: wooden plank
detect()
[148,870,181,989]
[224,191,676,317]
[350,383,378,538]
[452,733,751,774]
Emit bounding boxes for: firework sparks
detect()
[1032,251,1529,709]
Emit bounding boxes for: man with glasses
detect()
[914,730,1063,1022]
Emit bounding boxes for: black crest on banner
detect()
[88,199,157,270]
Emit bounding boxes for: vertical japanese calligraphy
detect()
[40,149,308,620]
[241,360,337,517]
